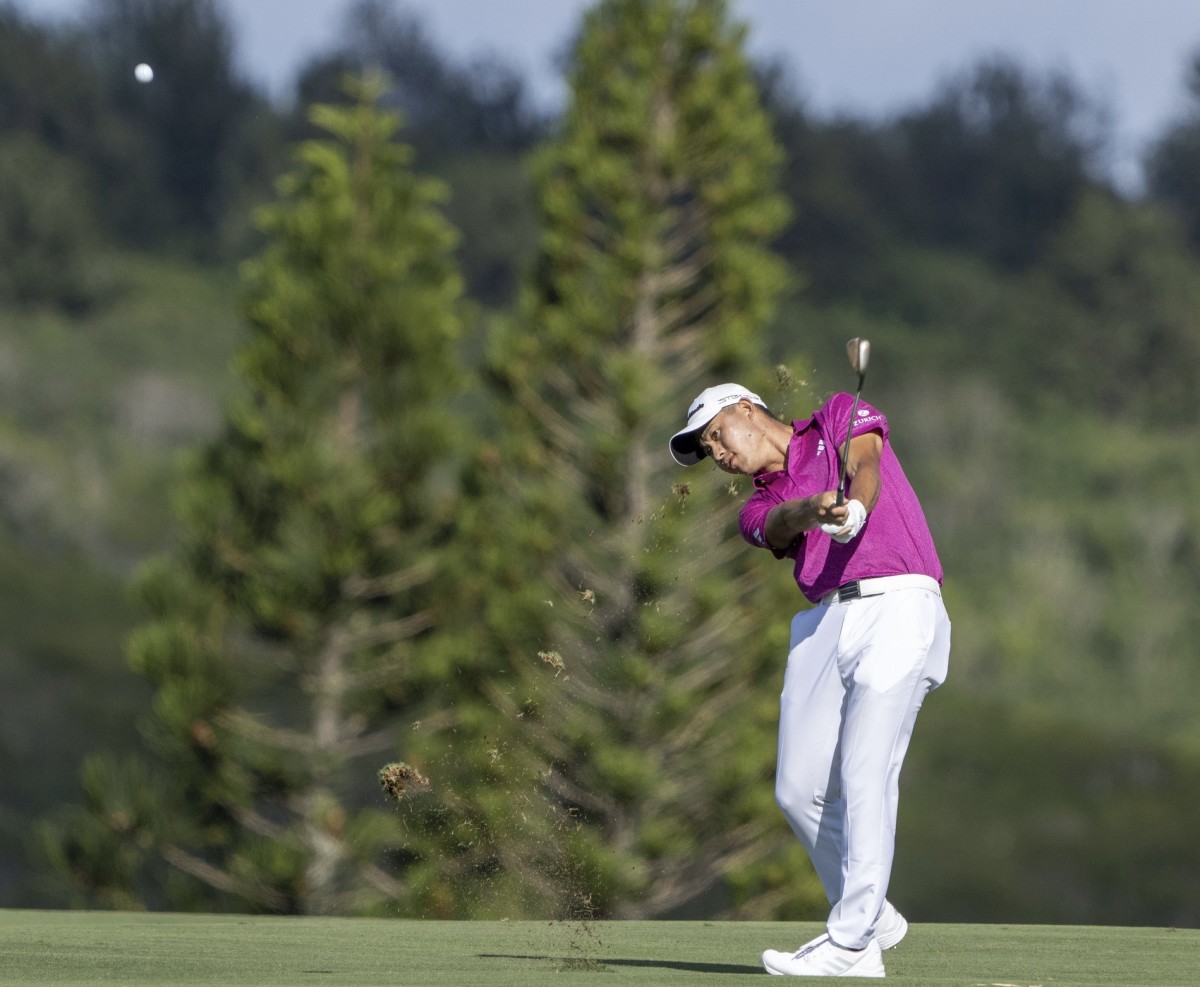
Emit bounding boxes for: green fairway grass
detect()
[0,910,1195,986]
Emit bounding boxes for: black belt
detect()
[836,581,863,601]
[820,575,941,605]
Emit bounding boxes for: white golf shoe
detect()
[761,936,885,978]
[874,902,908,950]
[761,931,826,972]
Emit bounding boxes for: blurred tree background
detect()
[2,0,1199,927]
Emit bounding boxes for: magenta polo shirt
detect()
[739,392,943,604]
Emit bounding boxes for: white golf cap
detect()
[669,383,767,466]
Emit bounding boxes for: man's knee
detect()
[776,775,836,826]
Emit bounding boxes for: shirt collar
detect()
[752,418,813,487]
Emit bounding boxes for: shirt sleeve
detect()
[820,393,889,446]
[740,486,795,558]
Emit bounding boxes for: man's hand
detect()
[814,490,847,528]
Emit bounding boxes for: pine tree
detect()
[46,75,471,914]
[470,0,826,919]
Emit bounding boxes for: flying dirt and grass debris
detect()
[377,762,429,801]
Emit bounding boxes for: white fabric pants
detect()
[775,582,950,949]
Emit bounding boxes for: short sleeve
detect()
[740,485,795,558]
[820,393,889,446]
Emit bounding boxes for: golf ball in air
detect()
[134,63,154,83]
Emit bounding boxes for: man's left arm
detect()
[844,430,883,512]
[825,431,883,541]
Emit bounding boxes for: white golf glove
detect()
[819,498,867,543]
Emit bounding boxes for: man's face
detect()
[697,401,766,475]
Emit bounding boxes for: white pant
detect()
[775,583,950,949]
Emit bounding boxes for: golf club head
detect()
[847,337,870,376]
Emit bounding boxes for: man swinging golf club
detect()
[669,340,950,979]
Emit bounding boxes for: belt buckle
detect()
[837,581,861,602]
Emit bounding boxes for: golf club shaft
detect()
[835,374,864,507]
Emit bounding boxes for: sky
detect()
[15,0,1200,190]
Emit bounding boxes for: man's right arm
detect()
[764,492,847,549]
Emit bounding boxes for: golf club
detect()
[835,337,871,507]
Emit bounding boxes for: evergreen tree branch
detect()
[346,612,435,650]
[220,709,319,755]
[161,844,289,911]
[342,559,438,599]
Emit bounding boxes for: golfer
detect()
[669,383,950,978]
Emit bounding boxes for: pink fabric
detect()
[739,393,943,603]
